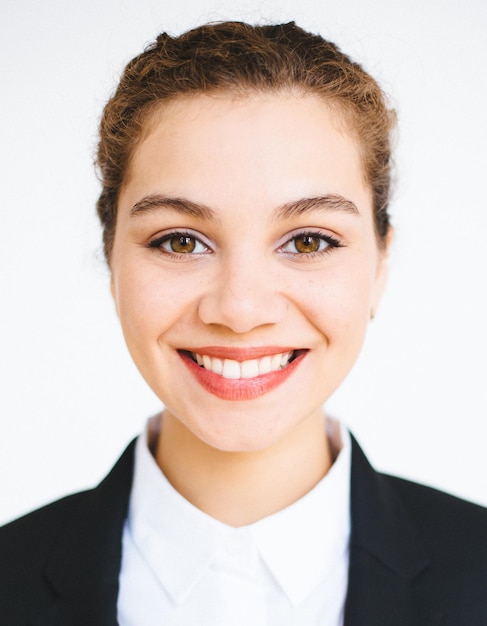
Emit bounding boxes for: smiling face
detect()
[110,92,389,452]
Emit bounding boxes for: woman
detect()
[1,21,485,625]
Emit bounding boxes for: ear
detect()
[371,227,394,318]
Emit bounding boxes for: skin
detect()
[110,92,390,526]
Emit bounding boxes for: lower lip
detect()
[178,351,307,401]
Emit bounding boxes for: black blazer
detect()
[1,436,486,625]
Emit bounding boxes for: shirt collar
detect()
[248,418,351,605]
[128,415,351,606]
[128,417,228,603]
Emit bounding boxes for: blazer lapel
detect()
[29,434,449,624]
[344,437,443,626]
[33,441,136,626]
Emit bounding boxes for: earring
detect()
[370,309,375,321]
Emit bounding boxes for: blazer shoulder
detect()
[349,439,487,623]
[385,472,487,539]
[351,436,487,562]
[0,490,93,624]
[384,473,487,606]
[0,488,91,552]
[0,440,135,624]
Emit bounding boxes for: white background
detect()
[1,0,486,525]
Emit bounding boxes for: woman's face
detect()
[110,93,389,452]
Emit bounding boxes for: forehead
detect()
[122,92,369,215]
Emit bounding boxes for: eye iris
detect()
[171,235,196,253]
[295,235,320,253]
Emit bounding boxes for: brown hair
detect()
[96,21,395,261]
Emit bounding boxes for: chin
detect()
[190,412,298,454]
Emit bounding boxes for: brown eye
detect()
[279,231,341,256]
[149,232,209,255]
[170,235,196,253]
[293,234,321,253]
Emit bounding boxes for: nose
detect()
[197,256,287,334]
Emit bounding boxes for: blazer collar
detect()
[33,435,444,625]
[36,441,136,626]
[344,435,442,626]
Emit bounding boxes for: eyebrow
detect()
[274,194,359,220]
[129,193,359,220]
[130,195,216,220]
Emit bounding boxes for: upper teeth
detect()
[193,351,294,379]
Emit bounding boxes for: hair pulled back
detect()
[96,21,395,261]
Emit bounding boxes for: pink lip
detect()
[178,349,307,401]
[182,346,296,361]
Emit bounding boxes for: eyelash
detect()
[147,229,343,258]
[147,231,211,257]
[278,230,343,258]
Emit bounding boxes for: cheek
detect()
[116,271,149,324]
[289,264,374,333]
[114,266,184,342]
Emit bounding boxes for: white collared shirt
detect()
[118,416,351,625]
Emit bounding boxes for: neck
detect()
[155,410,332,527]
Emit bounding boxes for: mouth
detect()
[186,349,298,379]
[177,348,307,401]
